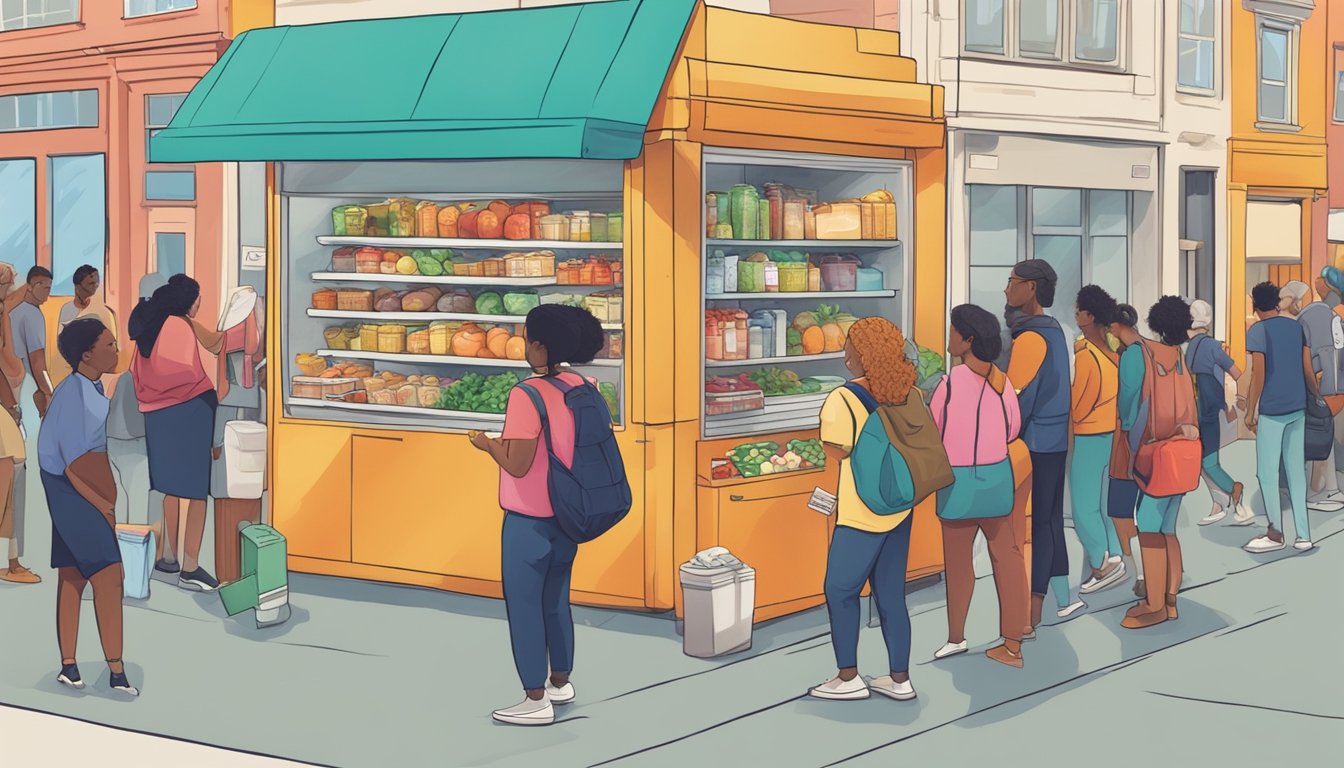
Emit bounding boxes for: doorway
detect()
[1179,169,1216,308]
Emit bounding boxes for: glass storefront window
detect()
[0,158,36,276]
[48,154,106,295]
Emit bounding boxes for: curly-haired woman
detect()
[809,317,920,703]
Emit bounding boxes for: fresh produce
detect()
[747,367,804,396]
[801,326,825,355]
[475,291,504,316]
[438,371,519,414]
[705,373,761,394]
[486,328,510,358]
[727,441,780,478]
[503,290,540,316]
[395,255,418,275]
[411,250,444,276]
[815,304,846,353]
[599,382,619,421]
[451,324,486,357]
[506,336,527,361]
[786,438,826,468]
[786,328,803,357]
[437,290,476,314]
[792,311,817,331]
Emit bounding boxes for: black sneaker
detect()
[57,663,84,690]
[109,671,139,697]
[178,567,219,592]
[154,559,180,575]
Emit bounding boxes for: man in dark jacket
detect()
[1005,260,1082,630]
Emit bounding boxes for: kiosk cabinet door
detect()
[705,477,832,622]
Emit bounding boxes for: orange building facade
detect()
[0,1,271,369]
[1328,0,1344,266]
[1228,0,1329,362]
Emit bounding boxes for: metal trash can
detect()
[680,547,755,658]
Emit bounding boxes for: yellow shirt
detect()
[818,384,909,533]
[1071,338,1118,435]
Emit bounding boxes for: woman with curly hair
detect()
[1120,297,1199,629]
[809,317,921,703]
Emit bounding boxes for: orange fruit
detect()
[506,336,527,360]
[487,332,509,359]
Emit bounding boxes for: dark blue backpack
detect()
[520,376,632,543]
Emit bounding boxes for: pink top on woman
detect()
[131,315,213,412]
[930,364,1022,467]
[498,373,584,518]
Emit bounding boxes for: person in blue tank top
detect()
[1004,260,1082,630]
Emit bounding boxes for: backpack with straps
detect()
[843,382,953,516]
[519,375,632,543]
[935,372,1015,520]
[1130,341,1201,498]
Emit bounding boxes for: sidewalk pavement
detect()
[1,434,1337,767]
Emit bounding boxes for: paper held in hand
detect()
[808,487,837,516]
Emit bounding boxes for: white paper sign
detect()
[808,487,837,516]
[241,246,266,271]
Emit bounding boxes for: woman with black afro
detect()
[470,304,605,727]
[1117,296,1198,629]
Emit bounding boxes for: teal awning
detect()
[150,0,696,163]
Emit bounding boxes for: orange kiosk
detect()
[152,1,948,622]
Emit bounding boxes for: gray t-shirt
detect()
[1298,302,1344,396]
[9,302,45,371]
[106,370,145,441]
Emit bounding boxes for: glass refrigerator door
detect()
[701,149,914,439]
[280,159,626,433]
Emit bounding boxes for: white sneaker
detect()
[808,674,869,701]
[1057,600,1087,619]
[1107,554,1122,566]
[492,695,554,726]
[1243,534,1286,553]
[868,675,917,701]
[933,641,968,660]
[1293,539,1315,551]
[1198,506,1227,526]
[546,681,575,705]
[1307,493,1344,512]
[1080,561,1126,594]
[1230,504,1257,526]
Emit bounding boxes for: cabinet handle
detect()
[729,494,744,501]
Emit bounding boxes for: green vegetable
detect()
[748,367,804,396]
[786,328,802,346]
[475,291,504,315]
[599,382,619,422]
[429,249,453,264]
[437,371,520,414]
[503,291,541,316]
[414,253,444,276]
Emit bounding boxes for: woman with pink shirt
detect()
[128,275,222,593]
[930,305,1028,668]
[470,304,605,728]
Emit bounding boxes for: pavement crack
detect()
[1216,611,1286,637]
[274,641,387,658]
[1146,692,1344,721]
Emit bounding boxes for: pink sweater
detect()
[132,316,215,412]
[930,365,1022,467]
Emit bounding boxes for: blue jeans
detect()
[1256,411,1309,541]
[501,513,577,691]
[1070,433,1123,570]
[824,519,912,674]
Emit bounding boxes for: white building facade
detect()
[901,0,1230,339]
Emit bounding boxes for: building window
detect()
[1257,18,1295,125]
[124,0,195,18]
[963,0,1126,69]
[1177,0,1217,93]
[965,0,1007,55]
[1335,68,1344,122]
[968,185,1130,343]
[146,93,194,201]
[0,0,78,32]
[1019,0,1061,59]
[0,159,37,276]
[0,89,97,132]
[155,232,186,277]
[48,154,106,296]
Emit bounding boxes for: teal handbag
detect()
[936,374,1015,520]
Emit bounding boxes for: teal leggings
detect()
[1202,454,1235,495]
[1256,411,1309,540]
[1136,493,1184,534]
[1070,433,1123,570]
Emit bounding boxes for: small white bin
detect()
[680,557,755,658]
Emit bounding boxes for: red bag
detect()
[1131,340,1201,497]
